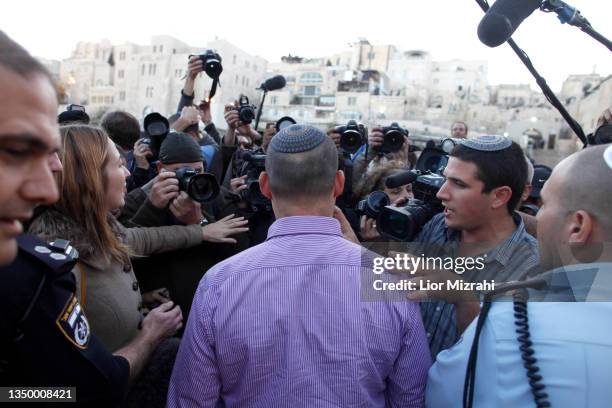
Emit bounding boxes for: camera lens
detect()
[341,130,362,153]
[594,124,612,145]
[358,191,390,219]
[381,130,405,153]
[239,107,255,124]
[187,173,219,202]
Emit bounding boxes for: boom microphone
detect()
[259,75,286,92]
[385,171,418,189]
[477,0,542,47]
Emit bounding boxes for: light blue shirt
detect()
[426,263,612,408]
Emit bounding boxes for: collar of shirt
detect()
[443,212,527,267]
[266,216,343,241]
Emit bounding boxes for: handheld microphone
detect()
[259,75,286,92]
[477,0,542,47]
[385,171,418,189]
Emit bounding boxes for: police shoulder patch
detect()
[56,294,91,349]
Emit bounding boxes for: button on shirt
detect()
[427,263,612,408]
[415,213,540,358]
[168,216,432,407]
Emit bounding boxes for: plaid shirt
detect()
[415,212,540,358]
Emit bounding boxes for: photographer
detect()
[427,144,612,407]
[355,161,414,241]
[102,110,158,191]
[176,55,221,144]
[401,135,540,358]
[350,124,416,193]
[119,132,248,319]
[169,106,224,183]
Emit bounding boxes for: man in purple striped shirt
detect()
[168,124,431,407]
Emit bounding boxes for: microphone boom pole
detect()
[475,0,588,147]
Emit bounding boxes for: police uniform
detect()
[0,234,129,405]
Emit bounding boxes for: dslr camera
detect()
[335,120,367,154]
[379,122,409,154]
[193,50,223,79]
[236,95,256,125]
[235,151,271,212]
[174,167,220,203]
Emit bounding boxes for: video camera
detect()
[356,191,390,220]
[235,151,271,212]
[141,112,170,162]
[376,146,450,241]
[174,167,219,203]
[335,120,367,154]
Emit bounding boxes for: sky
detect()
[2,0,611,92]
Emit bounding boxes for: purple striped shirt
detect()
[168,216,431,407]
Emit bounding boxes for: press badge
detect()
[56,295,91,349]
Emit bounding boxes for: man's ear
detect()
[259,171,272,200]
[567,210,594,244]
[156,162,163,173]
[333,170,345,199]
[490,186,513,210]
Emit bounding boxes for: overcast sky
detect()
[2,0,610,92]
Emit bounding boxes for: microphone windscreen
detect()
[385,171,418,189]
[262,75,286,91]
[477,0,542,47]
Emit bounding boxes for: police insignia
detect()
[56,295,91,349]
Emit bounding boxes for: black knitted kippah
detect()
[269,124,327,153]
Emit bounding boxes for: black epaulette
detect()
[16,234,79,276]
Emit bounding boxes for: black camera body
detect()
[174,167,220,203]
[196,50,223,79]
[236,95,256,125]
[377,171,445,242]
[236,151,271,211]
[335,120,367,154]
[379,122,409,154]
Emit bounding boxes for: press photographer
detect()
[119,132,249,319]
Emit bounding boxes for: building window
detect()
[303,86,320,96]
[246,78,249,87]
[245,61,250,68]
[235,75,239,84]
[119,51,126,61]
[271,96,278,105]
[141,64,145,76]
[299,72,323,83]
[159,45,163,53]
[233,55,237,64]
[242,76,245,86]
[175,69,182,78]
[120,91,126,101]
[104,96,111,104]
[118,69,124,79]
[153,45,157,53]
[146,87,154,98]
[148,64,156,76]
[347,96,357,106]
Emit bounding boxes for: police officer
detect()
[0,31,179,406]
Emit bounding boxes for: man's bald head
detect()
[557,144,612,235]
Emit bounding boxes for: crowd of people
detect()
[1,30,612,407]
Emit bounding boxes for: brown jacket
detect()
[28,208,202,352]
